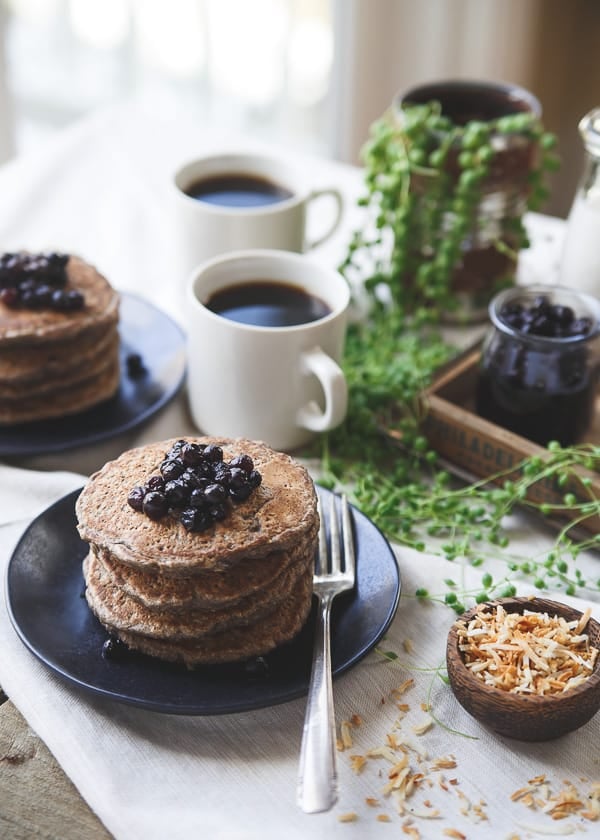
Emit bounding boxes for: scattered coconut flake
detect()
[392,679,415,697]
[443,829,466,839]
[403,639,414,654]
[412,717,434,736]
[376,814,392,822]
[338,812,359,823]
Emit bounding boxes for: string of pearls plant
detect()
[340,101,559,323]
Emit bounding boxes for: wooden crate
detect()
[420,344,600,535]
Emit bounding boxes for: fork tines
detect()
[316,493,355,583]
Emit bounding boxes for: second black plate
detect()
[0,293,186,456]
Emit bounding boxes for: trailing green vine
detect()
[311,308,600,612]
[340,101,559,322]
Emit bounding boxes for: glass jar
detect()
[560,108,600,295]
[476,285,600,446]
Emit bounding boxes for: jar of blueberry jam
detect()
[475,285,600,446]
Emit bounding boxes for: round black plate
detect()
[0,293,186,456]
[6,487,401,715]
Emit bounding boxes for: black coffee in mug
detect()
[207,281,331,327]
[185,173,294,208]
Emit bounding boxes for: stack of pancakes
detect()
[0,255,120,424]
[76,437,319,667]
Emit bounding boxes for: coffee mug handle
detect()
[304,188,344,251]
[296,346,348,432]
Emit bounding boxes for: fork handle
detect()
[297,594,338,813]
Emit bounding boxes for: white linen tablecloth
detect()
[0,104,598,839]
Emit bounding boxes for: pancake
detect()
[94,531,315,611]
[0,255,120,346]
[0,323,117,384]
[84,545,313,640]
[0,330,119,399]
[0,354,120,424]
[100,571,314,667]
[76,437,319,574]
[77,437,318,667]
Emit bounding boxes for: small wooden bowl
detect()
[446,597,600,741]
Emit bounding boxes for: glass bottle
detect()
[560,108,600,295]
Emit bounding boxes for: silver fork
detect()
[297,492,356,814]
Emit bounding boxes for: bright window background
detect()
[2,0,334,156]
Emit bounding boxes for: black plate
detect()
[6,487,401,715]
[0,293,186,456]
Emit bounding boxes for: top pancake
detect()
[76,437,319,574]
[0,255,120,346]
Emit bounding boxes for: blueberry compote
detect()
[0,251,83,311]
[475,286,600,446]
[127,440,262,532]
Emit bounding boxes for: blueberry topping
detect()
[127,485,145,512]
[0,251,83,311]
[128,440,262,530]
[142,491,168,520]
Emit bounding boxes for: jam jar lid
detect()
[488,284,600,346]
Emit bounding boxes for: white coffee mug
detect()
[186,249,349,451]
[173,152,343,287]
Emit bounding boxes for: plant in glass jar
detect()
[341,80,559,324]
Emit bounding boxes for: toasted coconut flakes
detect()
[336,737,345,752]
[443,830,466,839]
[340,720,354,749]
[401,823,420,838]
[431,757,457,771]
[365,797,380,807]
[412,717,434,736]
[420,702,430,712]
[392,679,415,697]
[376,814,392,822]
[403,639,414,653]
[397,703,410,713]
[350,754,367,774]
[515,821,576,835]
[386,733,400,750]
[456,605,598,695]
[350,713,363,727]
[338,812,358,823]
[367,745,400,763]
[406,806,441,819]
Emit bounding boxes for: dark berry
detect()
[229,467,248,492]
[127,485,145,511]
[102,636,129,661]
[248,469,262,488]
[203,444,223,464]
[146,474,165,492]
[180,507,211,532]
[160,458,185,481]
[126,352,146,378]
[142,491,168,520]
[164,479,189,507]
[181,442,206,467]
[212,465,231,487]
[229,454,254,474]
[230,482,253,502]
[0,287,18,306]
[203,482,227,505]
[189,487,208,509]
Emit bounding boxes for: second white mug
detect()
[172,152,343,292]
